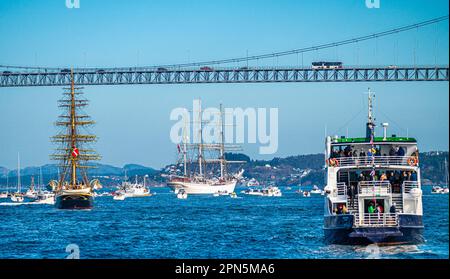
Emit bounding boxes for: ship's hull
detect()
[55,193,94,209]
[167,180,237,194]
[323,214,424,245]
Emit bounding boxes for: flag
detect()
[71,147,79,158]
[370,169,376,177]
[177,144,181,153]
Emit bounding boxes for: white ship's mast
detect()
[183,116,188,177]
[39,166,43,192]
[17,152,21,193]
[219,103,225,179]
[445,158,449,187]
[198,99,203,177]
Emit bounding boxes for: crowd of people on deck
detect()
[329,145,414,159]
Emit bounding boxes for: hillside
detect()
[0,151,448,188]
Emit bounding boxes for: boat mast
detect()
[70,69,77,187]
[366,88,375,139]
[39,166,43,192]
[219,103,225,179]
[445,158,449,187]
[198,99,203,177]
[17,152,21,193]
[183,116,188,177]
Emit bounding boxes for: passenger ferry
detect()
[323,89,424,245]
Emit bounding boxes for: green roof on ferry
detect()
[333,137,417,144]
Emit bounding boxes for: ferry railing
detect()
[331,156,417,167]
[358,181,391,195]
[402,181,419,193]
[354,213,398,227]
[336,182,347,197]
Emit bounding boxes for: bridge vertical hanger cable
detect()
[434,24,438,66]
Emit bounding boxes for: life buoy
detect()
[407,156,418,166]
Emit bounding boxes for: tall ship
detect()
[323,89,424,244]
[167,101,244,195]
[50,70,100,209]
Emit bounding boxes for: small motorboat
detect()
[310,185,322,195]
[32,191,55,205]
[11,193,24,203]
[302,191,311,197]
[243,186,282,197]
[0,192,8,199]
[113,193,126,200]
[432,186,449,194]
[177,189,188,199]
[230,192,238,198]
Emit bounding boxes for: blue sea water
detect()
[0,186,448,259]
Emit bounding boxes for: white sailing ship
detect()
[167,102,245,195]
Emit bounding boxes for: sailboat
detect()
[10,153,24,203]
[0,171,8,198]
[33,167,55,205]
[167,101,245,195]
[432,158,449,194]
[50,70,101,209]
[25,176,38,199]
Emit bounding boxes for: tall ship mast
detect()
[51,70,100,209]
[323,88,424,244]
[167,101,245,195]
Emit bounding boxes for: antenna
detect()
[365,88,376,138]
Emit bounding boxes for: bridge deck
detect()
[0,66,448,87]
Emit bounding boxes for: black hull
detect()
[55,194,94,210]
[324,214,424,245]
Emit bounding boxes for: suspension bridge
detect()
[0,16,448,88]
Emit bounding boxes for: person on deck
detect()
[397,146,406,157]
[390,203,397,214]
[389,146,397,157]
[368,203,376,214]
[376,203,384,213]
[342,204,348,214]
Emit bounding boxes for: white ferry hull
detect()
[167,180,237,195]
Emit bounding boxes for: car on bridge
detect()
[60,69,71,73]
[2,71,12,75]
[312,62,343,69]
[200,66,213,71]
[157,67,168,72]
[96,69,106,74]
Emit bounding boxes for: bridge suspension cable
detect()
[0,15,448,71]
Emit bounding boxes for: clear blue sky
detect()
[0,0,448,169]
